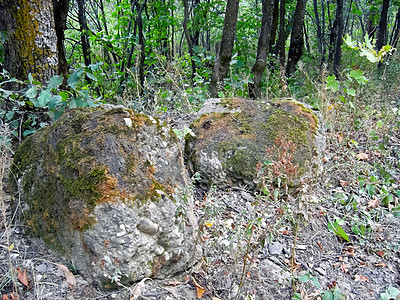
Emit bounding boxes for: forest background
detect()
[0,0,399,138]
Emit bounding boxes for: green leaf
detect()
[343,34,358,49]
[5,111,15,121]
[349,70,364,80]
[49,95,62,111]
[25,86,38,99]
[28,73,33,84]
[377,120,383,129]
[310,276,321,288]
[360,48,379,63]
[326,77,339,92]
[298,275,310,282]
[59,91,69,102]
[328,221,351,242]
[86,72,97,81]
[47,75,63,89]
[36,90,51,107]
[346,88,356,96]
[67,67,84,89]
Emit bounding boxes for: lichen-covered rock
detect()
[10,107,199,288]
[185,98,325,189]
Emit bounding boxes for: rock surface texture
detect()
[10,107,198,288]
[186,98,325,189]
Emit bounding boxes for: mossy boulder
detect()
[185,98,325,189]
[10,106,199,288]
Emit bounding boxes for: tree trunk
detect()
[269,0,280,53]
[376,0,389,51]
[183,0,196,82]
[249,0,276,99]
[312,0,323,62]
[333,0,343,77]
[389,5,400,48]
[209,0,240,98]
[276,0,287,67]
[0,0,58,84]
[77,0,92,66]
[286,0,307,77]
[52,0,69,87]
[135,0,146,96]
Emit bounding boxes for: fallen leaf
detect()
[205,222,214,227]
[17,269,28,287]
[56,264,76,288]
[284,259,301,271]
[354,274,370,282]
[356,153,369,160]
[196,286,206,298]
[317,241,324,251]
[340,263,349,273]
[374,262,387,267]
[339,180,350,187]
[190,277,206,299]
[130,278,151,300]
[367,197,381,209]
[164,279,182,286]
[376,250,385,257]
[211,298,222,300]
[2,295,9,300]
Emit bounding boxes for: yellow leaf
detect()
[8,244,14,251]
[56,264,76,288]
[205,222,214,227]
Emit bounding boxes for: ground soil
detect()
[1,111,399,300]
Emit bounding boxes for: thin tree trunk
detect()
[183,0,196,82]
[333,0,343,77]
[313,0,323,61]
[286,0,307,77]
[77,0,92,66]
[276,0,286,67]
[135,0,146,96]
[52,0,69,87]
[269,0,280,53]
[376,0,390,50]
[249,0,276,99]
[389,5,400,47]
[209,0,240,98]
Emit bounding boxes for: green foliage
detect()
[327,217,351,242]
[379,286,400,300]
[0,65,103,139]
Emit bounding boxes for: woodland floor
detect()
[0,106,399,300]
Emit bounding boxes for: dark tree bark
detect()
[0,0,58,84]
[389,5,400,48]
[276,0,287,67]
[376,0,390,51]
[333,0,344,77]
[135,0,146,96]
[312,0,323,61]
[249,0,276,99]
[286,0,307,77]
[269,0,280,53]
[183,0,196,81]
[209,0,240,98]
[77,0,92,66]
[52,0,70,87]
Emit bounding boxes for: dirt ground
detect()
[1,111,399,300]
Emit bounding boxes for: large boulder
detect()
[10,107,198,288]
[185,98,325,189]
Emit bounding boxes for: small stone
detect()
[137,218,158,235]
[269,242,283,255]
